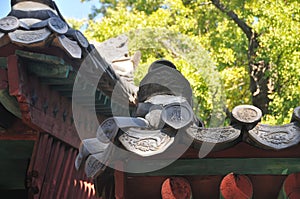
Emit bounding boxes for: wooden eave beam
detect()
[6,54,106,148]
[127,158,300,176]
[0,119,37,140]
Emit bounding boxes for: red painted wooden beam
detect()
[6,54,106,148]
[0,119,37,140]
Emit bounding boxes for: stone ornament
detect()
[141,95,194,130]
[84,144,113,178]
[0,16,20,32]
[247,122,300,150]
[96,116,150,142]
[75,138,110,170]
[231,104,262,125]
[145,105,164,129]
[8,28,51,45]
[76,137,114,178]
[48,17,68,34]
[138,60,193,106]
[162,102,194,130]
[119,128,174,157]
[27,17,68,34]
[134,102,153,117]
[56,35,82,59]
[96,117,119,143]
[74,30,89,48]
[186,125,241,150]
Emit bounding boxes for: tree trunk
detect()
[211,0,271,114]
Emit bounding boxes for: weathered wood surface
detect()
[0,118,36,140]
[26,133,98,199]
[6,54,104,148]
[16,50,115,116]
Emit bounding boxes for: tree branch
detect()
[211,0,253,40]
[211,0,270,114]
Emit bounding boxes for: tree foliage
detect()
[77,0,299,125]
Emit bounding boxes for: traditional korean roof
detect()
[76,60,300,198]
[76,60,300,171]
[74,58,300,198]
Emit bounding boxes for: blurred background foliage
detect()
[72,0,299,126]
